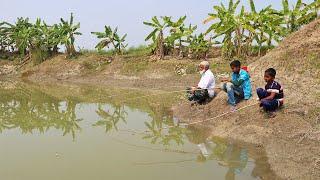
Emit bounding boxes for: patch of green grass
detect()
[307,106,320,128]
[308,53,320,69]
[82,61,96,70]
[121,59,149,74]
[250,45,275,55]
[125,45,150,57]
[79,49,114,56]
[211,62,230,74]
[79,45,150,58]
[185,63,198,74]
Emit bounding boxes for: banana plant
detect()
[279,0,318,34]
[41,23,62,54]
[165,16,187,50]
[247,1,285,56]
[2,18,33,57]
[187,33,211,59]
[301,0,320,23]
[166,16,197,57]
[0,22,12,53]
[204,0,255,58]
[143,16,171,59]
[59,13,82,58]
[91,25,128,54]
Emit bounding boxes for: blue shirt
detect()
[231,69,252,99]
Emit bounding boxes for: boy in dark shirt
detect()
[256,68,284,117]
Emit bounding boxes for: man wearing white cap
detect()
[187,61,216,104]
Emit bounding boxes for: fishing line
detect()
[114,101,260,135]
[133,158,195,166]
[109,136,199,155]
[133,158,256,166]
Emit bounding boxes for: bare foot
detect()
[230,106,237,113]
[267,112,276,118]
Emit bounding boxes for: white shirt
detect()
[198,69,216,97]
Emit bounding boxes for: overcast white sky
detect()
[0,0,314,49]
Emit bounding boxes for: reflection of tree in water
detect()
[0,88,82,140]
[93,104,127,133]
[142,103,186,146]
[143,122,186,146]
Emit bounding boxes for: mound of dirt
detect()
[250,18,320,105]
[172,19,320,179]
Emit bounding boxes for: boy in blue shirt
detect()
[221,60,252,111]
[257,68,284,117]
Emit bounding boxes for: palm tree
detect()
[143,16,171,59]
[59,13,82,58]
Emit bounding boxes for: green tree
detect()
[59,13,82,58]
[204,0,255,58]
[166,16,197,57]
[144,16,172,60]
[2,18,33,57]
[280,0,319,34]
[247,1,284,56]
[187,33,211,59]
[91,26,128,54]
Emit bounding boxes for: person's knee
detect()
[260,100,276,111]
[260,99,269,105]
[225,82,234,91]
[220,83,227,91]
[256,88,264,94]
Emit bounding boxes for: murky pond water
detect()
[0,81,278,180]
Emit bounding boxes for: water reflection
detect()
[93,104,127,132]
[0,87,82,140]
[185,125,277,180]
[0,81,278,180]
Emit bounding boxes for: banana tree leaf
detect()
[249,0,257,13]
[203,14,218,24]
[152,16,161,27]
[143,22,157,27]
[145,29,158,41]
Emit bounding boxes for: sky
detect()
[0,0,314,49]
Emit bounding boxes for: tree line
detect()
[0,0,319,64]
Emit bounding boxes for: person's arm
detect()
[231,79,244,86]
[232,71,248,86]
[261,92,276,101]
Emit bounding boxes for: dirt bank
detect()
[17,54,203,89]
[173,19,320,179]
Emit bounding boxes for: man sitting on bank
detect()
[187,61,216,104]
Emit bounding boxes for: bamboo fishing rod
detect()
[120,87,222,102]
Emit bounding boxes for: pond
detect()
[0,81,278,180]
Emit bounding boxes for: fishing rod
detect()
[103,85,222,101]
[120,87,222,102]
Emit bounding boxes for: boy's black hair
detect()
[265,68,277,78]
[230,60,241,68]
